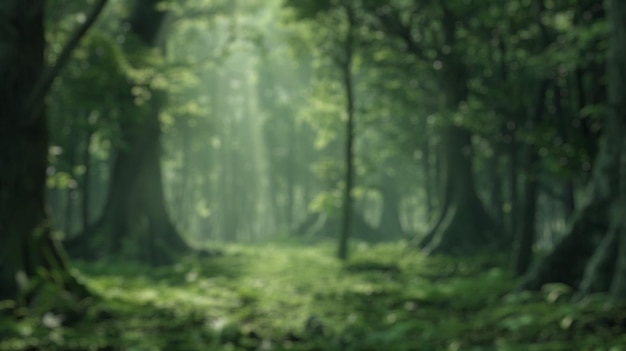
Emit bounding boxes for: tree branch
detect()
[23,0,109,127]
[376,6,429,62]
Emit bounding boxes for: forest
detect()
[1,0,626,350]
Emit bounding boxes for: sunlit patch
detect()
[42,312,64,329]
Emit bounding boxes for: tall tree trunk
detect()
[64,188,76,237]
[487,149,504,230]
[575,229,618,298]
[338,3,355,260]
[64,126,78,237]
[177,119,191,231]
[286,116,296,231]
[379,174,404,240]
[433,138,441,212]
[67,0,189,265]
[371,3,497,254]
[81,128,93,231]
[554,76,577,218]
[418,6,497,255]
[419,126,498,254]
[421,116,433,222]
[494,32,519,241]
[514,77,548,276]
[515,148,539,276]
[519,0,625,297]
[563,181,575,218]
[606,0,626,302]
[508,134,520,240]
[0,0,98,300]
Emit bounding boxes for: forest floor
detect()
[1,241,626,350]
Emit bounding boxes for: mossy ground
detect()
[1,240,625,350]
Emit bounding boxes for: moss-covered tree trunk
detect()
[418,6,497,255]
[68,0,189,265]
[0,1,98,300]
[519,0,625,300]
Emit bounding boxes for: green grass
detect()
[1,241,626,350]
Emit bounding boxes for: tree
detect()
[513,0,551,276]
[283,0,362,258]
[362,1,499,255]
[337,2,356,260]
[519,0,626,301]
[66,0,191,265]
[0,0,106,300]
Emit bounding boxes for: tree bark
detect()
[487,150,504,231]
[176,119,191,231]
[515,149,539,276]
[508,134,520,240]
[0,1,96,301]
[81,128,94,231]
[287,116,296,230]
[67,0,189,265]
[338,3,355,260]
[606,0,626,302]
[419,126,498,254]
[421,117,434,222]
[519,0,625,297]
[518,199,609,291]
[418,6,498,255]
[379,173,404,240]
[64,123,79,237]
[576,229,617,299]
[514,78,548,276]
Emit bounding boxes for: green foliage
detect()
[309,189,342,216]
[283,0,333,20]
[46,171,76,190]
[2,242,625,350]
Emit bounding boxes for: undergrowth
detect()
[1,241,625,350]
